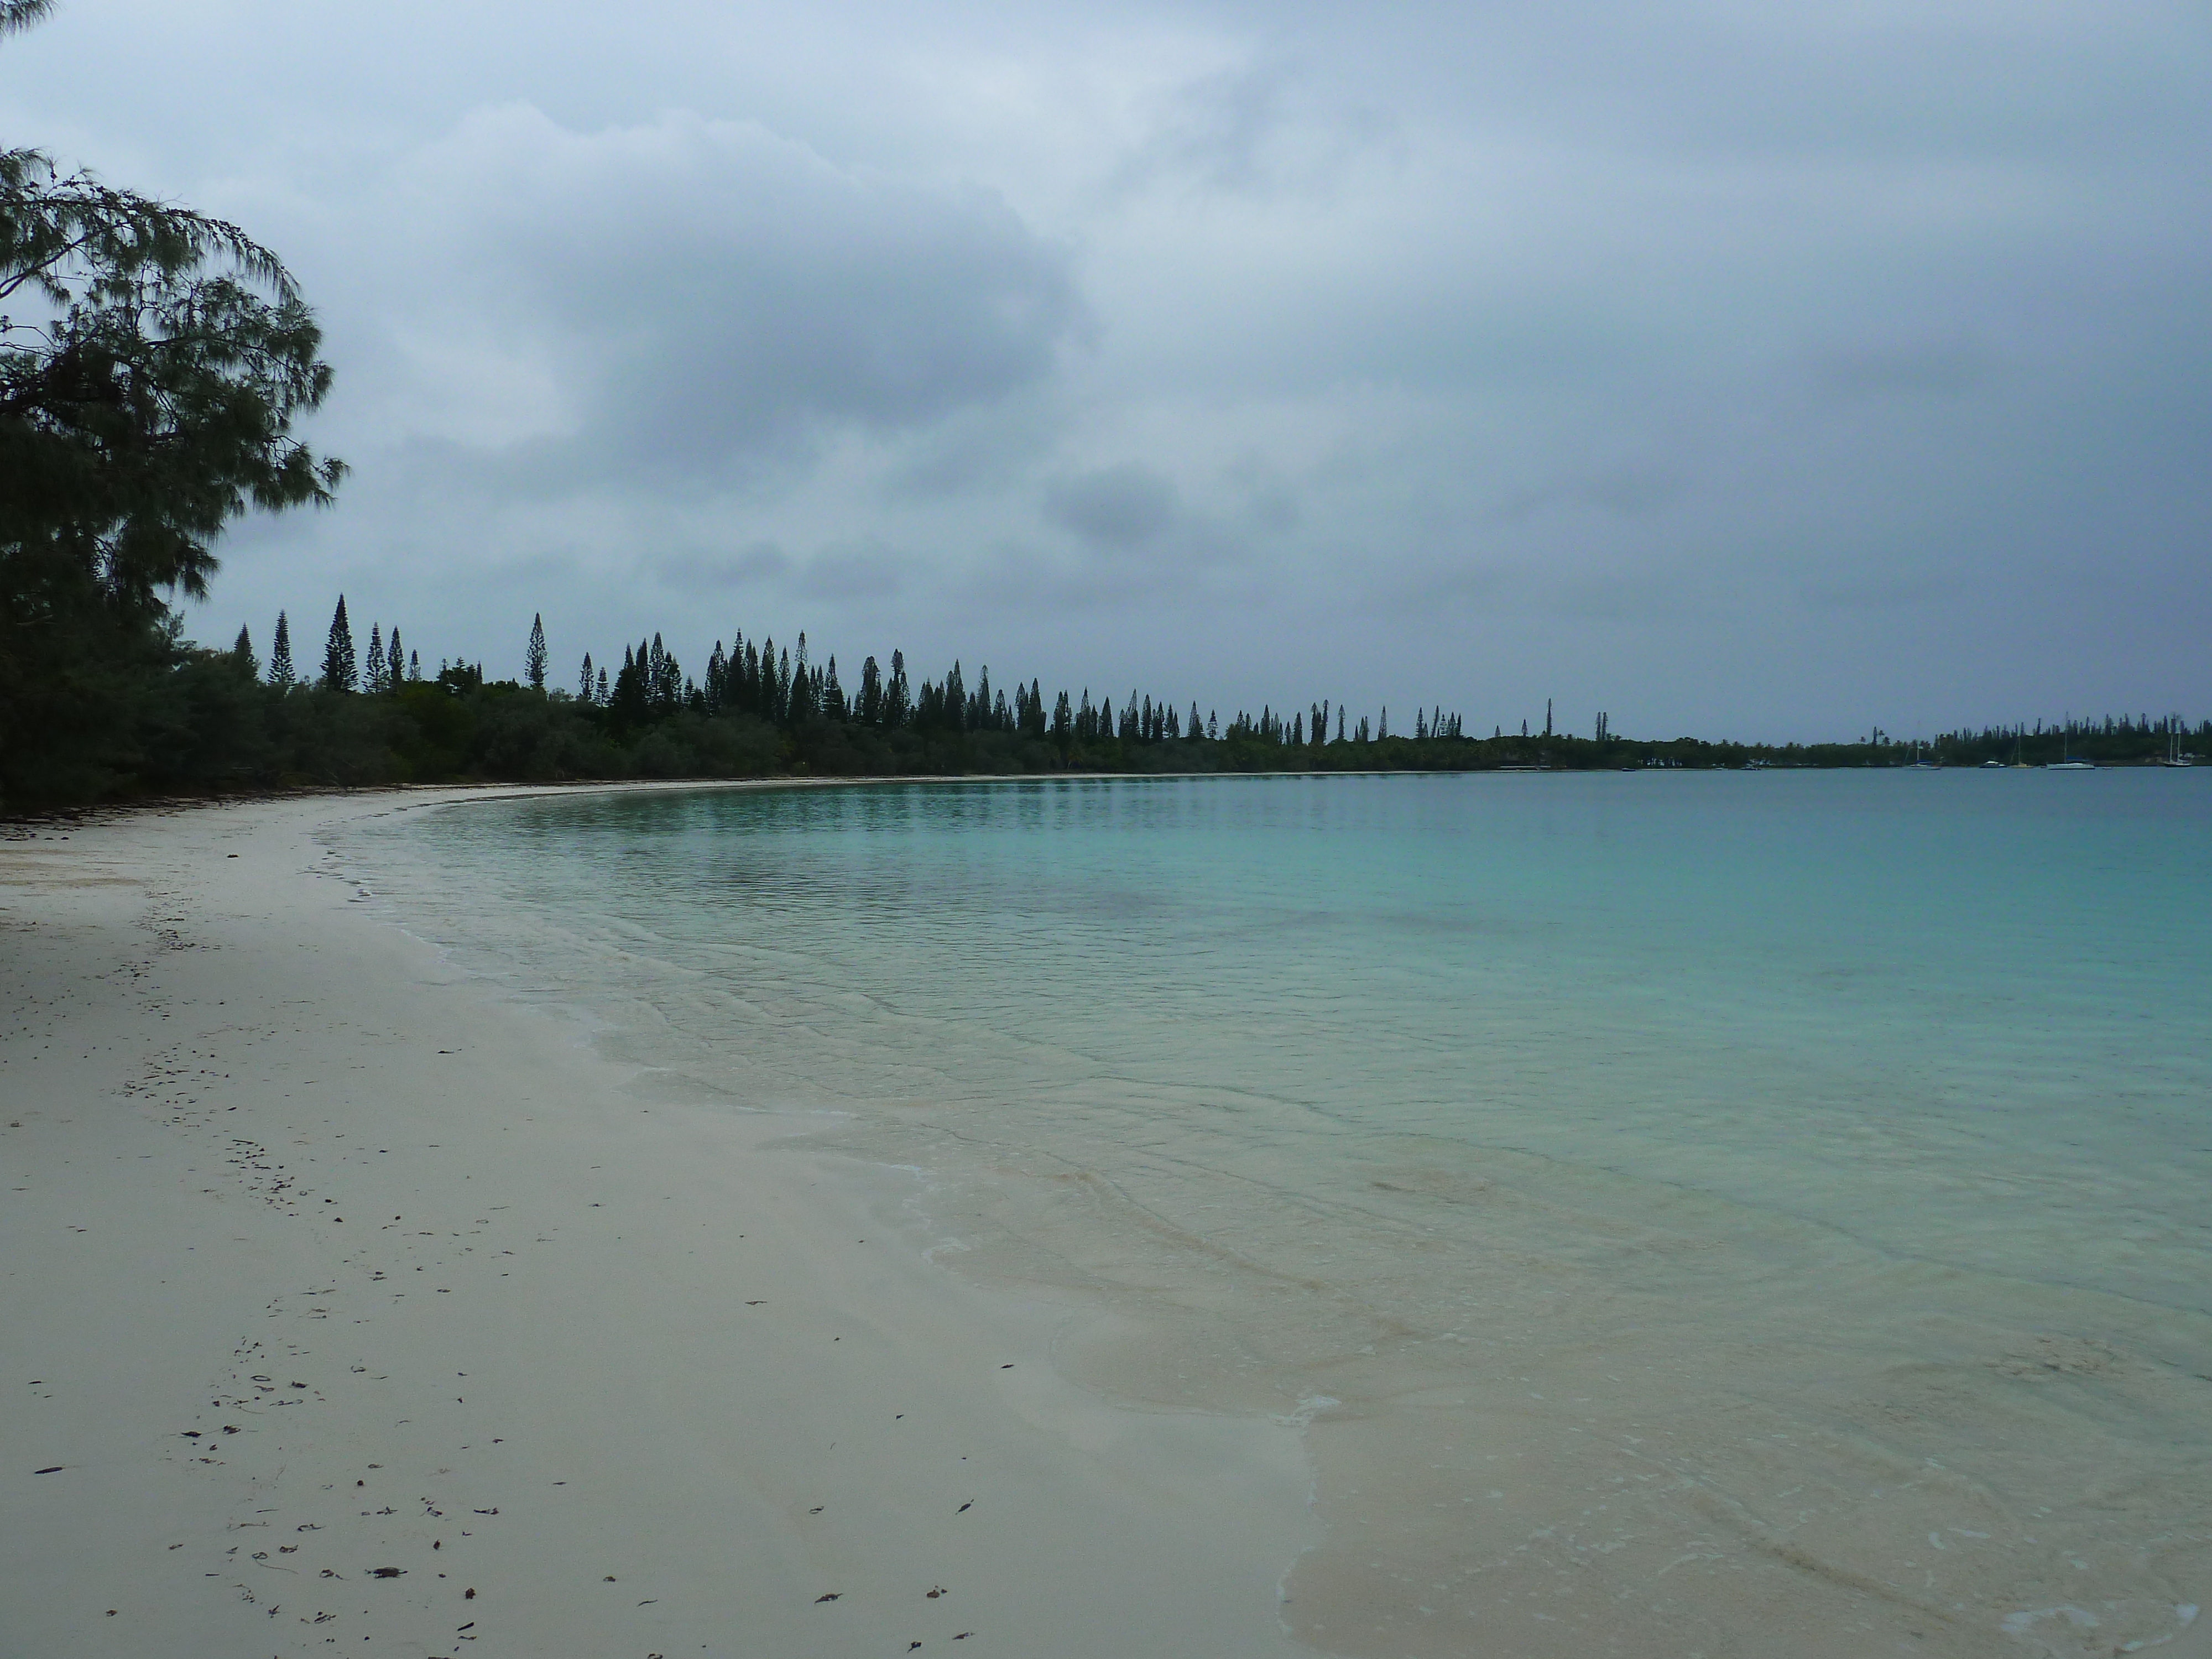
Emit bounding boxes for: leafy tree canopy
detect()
[1,149,343,607]
[1,0,342,805]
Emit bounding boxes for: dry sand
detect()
[0,790,1319,1659]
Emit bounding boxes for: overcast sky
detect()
[9,0,2208,738]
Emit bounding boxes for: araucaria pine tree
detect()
[525,614,547,691]
[363,623,385,692]
[323,596,356,690]
[231,625,255,675]
[268,611,294,686]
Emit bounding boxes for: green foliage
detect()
[321,596,356,691]
[0,2,343,808]
[8,589,2204,808]
[1,151,343,610]
[267,609,294,686]
[0,1,55,36]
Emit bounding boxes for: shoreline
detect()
[1,790,1320,1658]
[10,758,2193,839]
[13,781,2211,1659]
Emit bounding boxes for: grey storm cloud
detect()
[394,105,1084,478]
[655,542,791,590]
[1044,464,1181,547]
[794,544,907,602]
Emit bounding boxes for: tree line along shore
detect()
[6,589,2201,813]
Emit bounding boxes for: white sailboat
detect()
[2045,732,2095,770]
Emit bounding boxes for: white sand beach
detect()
[0,790,1318,1659]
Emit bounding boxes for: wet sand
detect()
[0,791,1317,1658]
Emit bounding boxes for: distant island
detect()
[6,593,2198,812]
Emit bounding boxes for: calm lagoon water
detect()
[345,771,2212,1657]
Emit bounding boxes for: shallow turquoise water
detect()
[364,770,2211,1313]
[346,770,2212,1655]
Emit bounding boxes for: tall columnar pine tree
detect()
[363,623,385,693]
[943,661,967,731]
[885,650,909,724]
[525,613,547,691]
[612,644,637,719]
[578,651,594,701]
[703,643,726,711]
[231,624,254,674]
[855,655,881,723]
[322,596,356,691]
[386,628,405,687]
[649,634,683,711]
[267,610,293,686]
